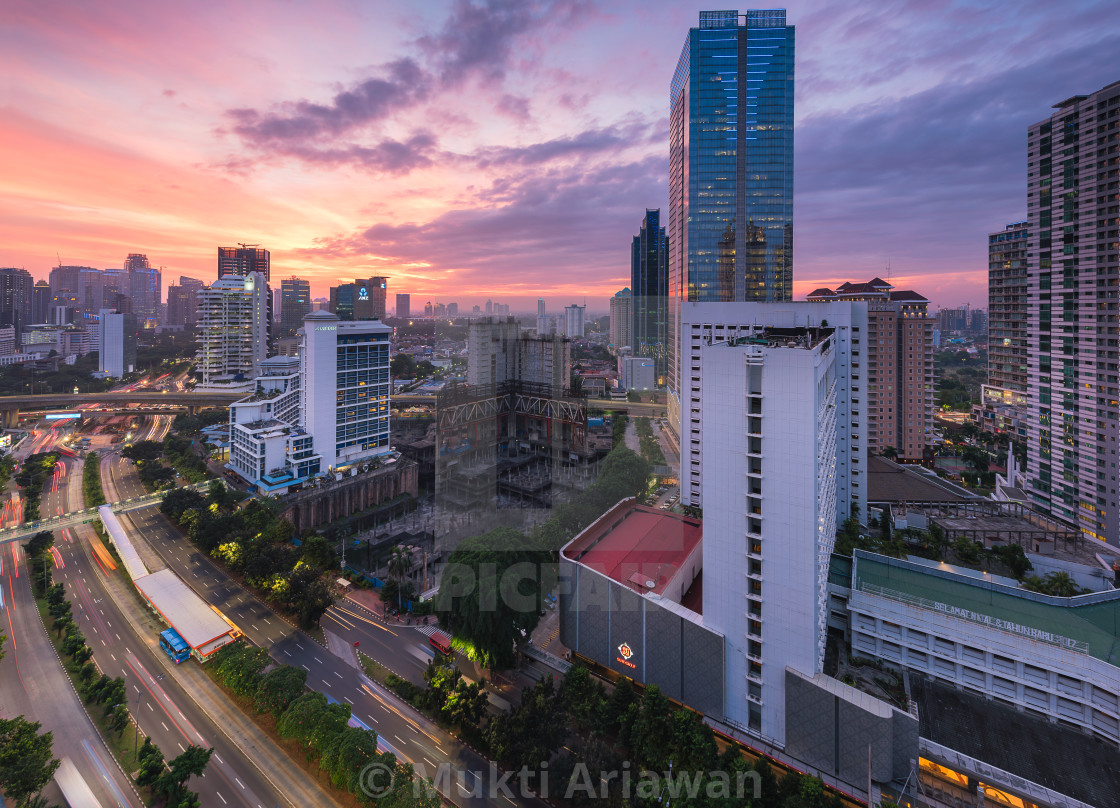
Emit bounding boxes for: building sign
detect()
[358,286,369,301]
[929,601,1084,649]
[616,642,636,669]
[315,326,337,331]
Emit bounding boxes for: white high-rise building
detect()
[700,321,857,744]
[97,309,137,378]
[195,272,268,391]
[301,310,392,470]
[563,304,585,339]
[679,301,867,512]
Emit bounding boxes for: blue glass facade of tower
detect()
[631,209,668,384]
[667,9,794,423]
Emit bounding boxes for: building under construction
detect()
[436,318,590,520]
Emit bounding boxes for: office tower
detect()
[678,301,866,509]
[425,301,434,316]
[667,10,795,436]
[620,355,656,390]
[330,278,388,321]
[1027,80,1120,545]
[563,304,585,338]
[0,268,33,335]
[279,277,311,336]
[98,309,137,377]
[49,265,96,322]
[807,280,933,461]
[31,280,50,324]
[123,255,160,327]
[631,209,668,381]
[396,293,411,319]
[485,299,493,316]
[701,319,863,743]
[79,268,104,313]
[301,310,392,469]
[434,302,447,318]
[217,244,270,281]
[609,288,633,350]
[447,302,458,317]
[195,272,269,390]
[102,267,126,307]
[537,298,545,318]
[969,309,988,334]
[166,276,204,327]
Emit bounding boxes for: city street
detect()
[101,417,551,808]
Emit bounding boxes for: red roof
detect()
[563,502,702,596]
[806,287,835,298]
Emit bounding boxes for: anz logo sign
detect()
[358,286,369,301]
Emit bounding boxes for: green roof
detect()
[853,552,1120,666]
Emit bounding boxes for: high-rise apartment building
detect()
[678,301,866,510]
[807,280,933,461]
[0,268,33,335]
[166,276,204,327]
[218,245,270,281]
[563,304,585,339]
[989,221,1030,395]
[49,266,92,317]
[609,288,632,350]
[1027,80,1120,545]
[396,293,410,319]
[667,10,795,436]
[98,309,137,378]
[301,311,392,469]
[938,306,970,333]
[279,277,311,336]
[101,268,126,307]
[195,272,269,390]
[631,209,667,381]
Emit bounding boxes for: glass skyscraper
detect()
[667,9,794,433]
[631,209,668,384]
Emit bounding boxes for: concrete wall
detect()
[559,557,724,718]
[784,668,917,785]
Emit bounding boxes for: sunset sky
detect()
[3,0,1119,312]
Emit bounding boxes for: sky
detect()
[2,0,1119,313]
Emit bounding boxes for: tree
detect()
[0,632,6,663]
[390,354,417,379]
[308,702,351,760]
[136,737,165,788]
[109,704,130,736]
[559,665,607,730]
[212,644,270,698]
[387,545,414,612]
[379,762,442,808]
[155,745,212,801]
[254,665,308,719]
[486,677,565,772]
[319,726,378,792]
[121,440,163,462]
[880,446,898,460]
[434,527,545,670]
[277,692,329,745]
[0,716,60,808]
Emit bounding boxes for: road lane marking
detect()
[394,735,406,745]
[334,671,343,679]
[216,791,227,804]
[235,778,245,789]
[161,722,169,732]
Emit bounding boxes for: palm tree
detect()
[387,545,414,613]
[1043,571,1081,597]
[881,446,898,461]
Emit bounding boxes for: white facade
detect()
[679,301,867,514]
[301,310,392,470]
[97,309,136,378]
[848,552,1120,748]
[701,329,844,745]
[0,326,13,357]
[228,355,320,493]
[620,355,656,390]
[196,272,268,391]
[563,304,585,339]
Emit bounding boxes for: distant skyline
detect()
[3,0,1120,309]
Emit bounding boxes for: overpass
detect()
[0,391,241,427]
[0,480,213,544]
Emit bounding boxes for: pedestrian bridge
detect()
[0,481,211,545]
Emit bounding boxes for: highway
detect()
[0,427,142,808]
[8,416,324,806]
[102,418,549,808]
